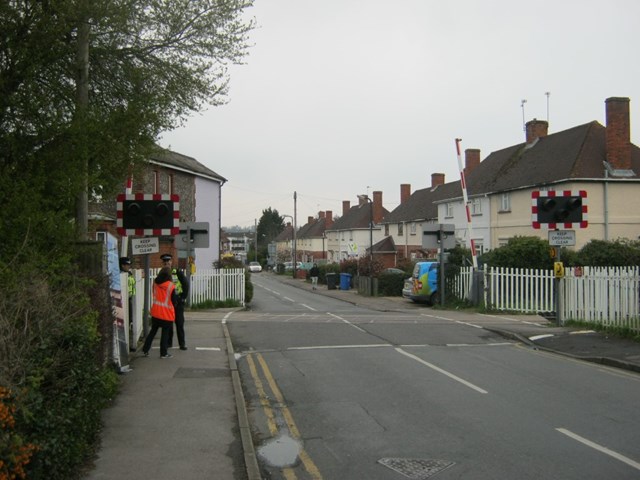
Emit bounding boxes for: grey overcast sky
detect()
[159,0,640,228]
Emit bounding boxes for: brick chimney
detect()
[307,216,313,224]
[431,173,445,187]
[342,200,350,216]
[318,211,325,219]
[372,191,383,223]
[464,149,480,175]
[526,119,548,144]
[325,210,333,228]
[605,97,631,170]
[400,184,411,203]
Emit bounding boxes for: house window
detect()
[498,237,509,247]
[385,224,389,236]
[96,231,107,244]
[473,240,484,256]
[410,223,417,235]
[168,174,174,194]
[398,223,404,236]
[153,170,159,194]
[471,198,482,215]
[500,193,511,212]
[446,203,453,218]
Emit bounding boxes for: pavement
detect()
[85,274,640,480]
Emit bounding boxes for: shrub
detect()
[480,236,553,270]
[190,298,242,309]
[377,271,405,296]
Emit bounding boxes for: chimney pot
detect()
[525,118,549,144]
[605,97,631,171]
[372,191,383,224]
[431,173,445,187]
[464,149,481,175]
[400,184,411,204]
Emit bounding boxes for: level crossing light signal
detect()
[116,194,180,236]
[532,190,587,229]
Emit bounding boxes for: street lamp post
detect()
[282,214,294,273]
[358,194,374,296]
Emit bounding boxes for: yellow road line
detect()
[256,353,323,480]
[246,353,279,436]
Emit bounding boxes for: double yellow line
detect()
[247,352,323,480]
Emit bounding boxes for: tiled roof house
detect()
[325,191,389,263]
[442,96,640,251]
[296,211,334,262]
[90,147,227,270]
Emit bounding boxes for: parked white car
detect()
[248,261,262,273]
[284,261,303,271]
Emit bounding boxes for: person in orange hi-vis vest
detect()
[142,267,177,358]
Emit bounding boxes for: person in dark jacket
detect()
[160,253,190,350]
[142,267,177,358]
[309,263,320,290]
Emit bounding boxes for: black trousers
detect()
[168,305,186,348]
[142,318,173,356]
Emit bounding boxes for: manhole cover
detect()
[174,367,228,378]
[378,458,455,479]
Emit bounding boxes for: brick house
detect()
[382,96,640,257]
[325,191,389,263]
[90,147,226,270]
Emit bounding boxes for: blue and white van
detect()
[409,261,439,305]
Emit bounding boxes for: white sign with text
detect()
[132,237,160,255]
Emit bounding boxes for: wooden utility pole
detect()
[75,9,90,240]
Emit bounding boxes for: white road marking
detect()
[301,304,316,311]
[556,428,640,471]
[395,348,488,394]
[327,312,366,332]
[421,313,483,329]
[196,347,221,351]
[283,297,295,302]
[221,312,234,324]
[529,334,554,341]
[288,344,391,351]
[479,313,546,326]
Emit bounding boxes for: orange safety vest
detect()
[150,281,176,322]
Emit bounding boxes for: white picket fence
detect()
[188,268,246,306]
[453,266,640,332]
[144,267,246,306]
[563,266,640,329]
[120,268,245,352]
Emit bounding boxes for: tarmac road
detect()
[85,273,640,480]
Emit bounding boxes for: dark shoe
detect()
[179,346,188,351]
[160,353,173,359]
[142,351,149,357]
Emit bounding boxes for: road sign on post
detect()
[175,222,210,249]
[548,230,576,247]
[532,190,588,229]
[131,237,159,255]
[422,224,456,250]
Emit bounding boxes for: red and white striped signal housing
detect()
[531,190,588,229]
[116,193,180,236]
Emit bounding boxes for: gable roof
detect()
[382,181,461,224]
[369,235,396,253]
[463,121,640,198]
[328,202,390,231]
[149,148,227,184]
[274,224,294,242]
[297,217,331,239]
